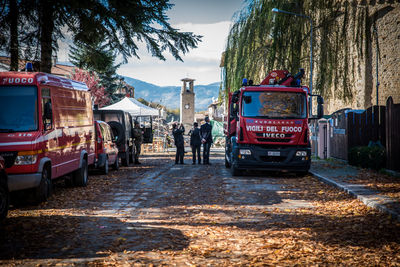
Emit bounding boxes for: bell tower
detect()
[180,78,195,133]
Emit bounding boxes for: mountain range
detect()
[122,76,220,111]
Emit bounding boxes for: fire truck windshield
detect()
[242,91,306,119]
[0,86,38,132]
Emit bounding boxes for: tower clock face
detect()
[184,104,190,109]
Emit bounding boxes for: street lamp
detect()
[271,8,313,96]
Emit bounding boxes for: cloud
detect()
[117,21,232,86]
[56,20,232,87]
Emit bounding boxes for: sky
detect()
[115,0,245,86]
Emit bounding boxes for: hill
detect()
[123,76,220,111]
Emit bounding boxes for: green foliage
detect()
[348,146,386,170]
[69,40,122,102]
[1,0,202,73]
[223,0,367,103]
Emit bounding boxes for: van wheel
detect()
[74,158,88,186]
[121,152,129,167]
[296,170,309,177]
[129,147,134,164]
[0,179,9,220]
[102,159,109,175]
[35,166,52,203]
[65,177,74,187]
[112,156,119,171]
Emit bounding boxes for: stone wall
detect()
[318,1,400,114]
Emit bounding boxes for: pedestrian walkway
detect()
[310,159,400,222]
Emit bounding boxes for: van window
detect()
[104,113,122,123]
[0,85,38,132]
[41,88,52,131]
[99,123,111,142]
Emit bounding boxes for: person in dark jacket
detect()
[200,116,213,165]
[172,122,185,164]
[189,122,201,164]
[132,120,143,164]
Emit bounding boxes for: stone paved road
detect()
[1,151,400,266]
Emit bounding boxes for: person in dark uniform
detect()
[189,122,201,165]
[200,116,213,165]
[132,120,143,164]
[172,122,185,164]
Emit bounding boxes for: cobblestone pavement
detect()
[1,151,400,266]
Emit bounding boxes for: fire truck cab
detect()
[0,71,95,202]
[225,69,323,176]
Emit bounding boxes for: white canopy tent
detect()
[100,97,160,117]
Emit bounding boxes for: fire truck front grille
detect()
[256,133,292,138]
[257,138,291,143]
[260,156,286,162]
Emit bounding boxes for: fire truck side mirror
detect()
[317,103,324,119]
[232,90,240,103]
[317,95,324,105]
[230,103,238,121]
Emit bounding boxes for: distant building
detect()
[115,79,135,98]
[194,113,205,124]
[208,98,225,122]
[180,77,195,133]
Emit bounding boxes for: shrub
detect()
[348,145,386,170]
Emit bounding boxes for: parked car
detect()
[94,121,119,174]
[0,156,9,220]
[0,70,95,203]
[93,110,134,166]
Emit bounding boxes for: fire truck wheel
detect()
[102,158,109,175]
[35,166,52,203]
[230,163,242,176]
[224,143,231,168]
[112,156,119,170]
[0,178,9,220]
[121,152,129,167]
[73,158,88,186]
[225,156,231,168]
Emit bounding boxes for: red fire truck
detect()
[225,69,323,176]
[0,69,95,202]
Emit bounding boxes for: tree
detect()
[69,40,122,102]
[0,0,21,71]
[1,0,202,73]
[70,68,110,107]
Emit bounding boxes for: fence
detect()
[315,97,400,171]
[386,97,400,172]
[329,108,351,160]
[347,105,386,148]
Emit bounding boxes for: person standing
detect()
[172,122,185,164]
[132,120,143,164]
[200,116,213,165]
[189,122,201,165]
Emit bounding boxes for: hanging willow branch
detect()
[223,0,367,104]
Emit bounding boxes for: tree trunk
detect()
[39,1,54,73]
[9,0,19,71]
